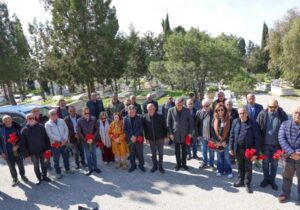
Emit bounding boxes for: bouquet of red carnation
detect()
[245,148,266,168]
[51,141,61,149]
[7,132,19,157]
[85,133,94,151]
[43,150,52,162]
[96,142,104,153]
[137,136,143,143]
[185,135,191,146]
[208,140,218,150]
[273,149,284,161]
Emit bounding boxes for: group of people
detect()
[0,91,299,204]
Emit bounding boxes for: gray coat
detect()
[167,107,193,143]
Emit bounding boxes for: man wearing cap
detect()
[0,115,28,187]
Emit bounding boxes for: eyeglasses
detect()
[84,112,90,115]
[101,117,107,120]
[268,106,278,109]
[28,117,35,120]
[294,112,300,115]
[217,109,224,112]
[50,113,57,116]
[239,112,246,115]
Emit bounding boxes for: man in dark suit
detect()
[186,98,198,160]
[245,93,263,121]
[130,95,142,115]
[143,93,159,114]
[65,106,87,169]
[143,104,168,173]
[124,105,145,173]
[167,97,193,171]
[86,92,105,119]
[229,107,261,194]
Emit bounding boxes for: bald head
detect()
[293,106,300,124]
[238,107,248,122]
[147,103,156,116]
[267,99,279,113]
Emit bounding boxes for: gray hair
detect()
[175,97,184,104]
[48,109,57,116]
[25,113,34,119]
[99,111,107,118]
[68,106,76,111]
[201,99,210,106]
[128,105,137,110]
[2,115,11,121]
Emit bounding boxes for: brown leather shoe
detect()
[278,195,288,203]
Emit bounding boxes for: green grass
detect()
[157,90,184,105]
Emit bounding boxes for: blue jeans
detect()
[83,143,97,171]
[217,146,232,174]
[52,145,70,174]
[187,137,198,157]
[262,145,280,182]
[201,139,215,166]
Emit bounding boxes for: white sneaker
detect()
[103,162,108,165]
[217,172,222,177]
[227,173,233,179]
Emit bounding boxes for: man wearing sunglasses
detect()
[77,107,101,176]
[257,99,288,190]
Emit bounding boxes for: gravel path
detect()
[0,143,299,210]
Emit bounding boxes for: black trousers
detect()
[72,141,86,166]
[129,142,144,168]
[6,152,25,180]
[31,153,48,180]
[149,139,164,168]
[175,142,187,167]
[236,147,253,186]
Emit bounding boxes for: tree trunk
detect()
[113,78,118,93]
[50,81,55,96]
[86,81,91,100]
[2,84,9,101]
[6,82,17,105]
[197,80,206,101]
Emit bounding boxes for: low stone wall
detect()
[271,85,294,96]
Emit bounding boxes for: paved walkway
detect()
[254,93,300,115]
[0,144,299,210]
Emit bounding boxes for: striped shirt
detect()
[278,119,300,155]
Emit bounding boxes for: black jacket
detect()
[195,109,214,138]
[20,123,51,157]
[229,118,261,154]
[143,113,167,141]
[256,107,288,147]
[65,114,81,143]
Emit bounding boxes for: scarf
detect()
[99,120,111,147]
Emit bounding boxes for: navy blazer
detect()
[123,115,144,142]
[229,118,261,154]
[0,126,21,155]
[245,103,263,121]
[86,100,105,118]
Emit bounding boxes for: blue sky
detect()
[4,0,300,45]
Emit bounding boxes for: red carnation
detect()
[273,149,284,161]
[43,150,52,162]
[7,132,19,157]
[96,142,104,149]
[185,135,191,146]
[245,148,257,159]
[137,136,143,143]
[258,154,267,160]
[51,141,61,149]
[208,141,218,150]
[85,133,94,151]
